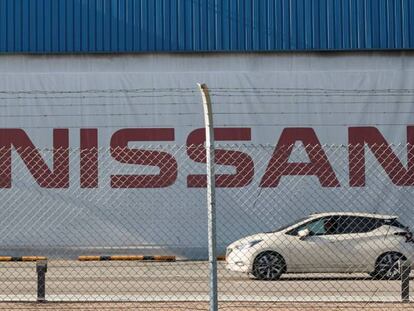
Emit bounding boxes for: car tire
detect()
[252,251,286,281]
[371,252,409,280]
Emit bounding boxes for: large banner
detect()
[0,53,414,258]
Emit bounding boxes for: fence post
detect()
[198,83,218,311]
[401,262,410,302]
[36,260,47,303]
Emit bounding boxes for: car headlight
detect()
[235,239,263,251]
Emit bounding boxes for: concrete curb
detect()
[0,256,47,262]
[78,255,176,262]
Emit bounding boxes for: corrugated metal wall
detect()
[0,0,413,53]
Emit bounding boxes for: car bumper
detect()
[225,248,254,273]
[226,260,250,273]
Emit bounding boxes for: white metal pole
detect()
[198,83,218,311]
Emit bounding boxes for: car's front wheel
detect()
[252,251,286,280]
[371,252,409,280]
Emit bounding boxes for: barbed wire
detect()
[210,93,414,97]
[1,111,414,118]
[0,88,199,95]
[0,88,412,109]
[0,87,412,96]
[1,101,414,108]
[210,88,414,93]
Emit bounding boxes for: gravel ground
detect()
[0,261,412,310]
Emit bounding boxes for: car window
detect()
[336,216,382,234]
[287,217,338,236]
[306,218,327,235]
[271,217,309,233]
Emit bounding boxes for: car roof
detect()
[308,212,398,220]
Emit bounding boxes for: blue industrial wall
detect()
[0,0,414,53]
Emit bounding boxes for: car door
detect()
[323,216,384,272]
[285,216,346,273]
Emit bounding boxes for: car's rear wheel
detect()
[371,252,408,280]
[252,251,286,280]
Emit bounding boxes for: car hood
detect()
[227,232,278,249]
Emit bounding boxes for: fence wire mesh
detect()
[0,142,413,310]
[0,85,414,310]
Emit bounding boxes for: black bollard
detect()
[36,260,47,303]
[401,263,410,303]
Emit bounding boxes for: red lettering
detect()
[260,128,340,188]
[349,127,414,187]
[80,129,99,188]
[110,128,177,188]
[186,128,254,188]
[0,129,69,188]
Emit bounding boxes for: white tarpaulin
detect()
[0,52,413,258]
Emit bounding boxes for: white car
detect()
[226,212,414,280]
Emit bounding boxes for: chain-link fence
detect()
[0,86,414,310]
[0,141,414,310]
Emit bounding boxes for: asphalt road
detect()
[0,261,407,303]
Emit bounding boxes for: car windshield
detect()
[384,218,410,231]
[270,217,309,233]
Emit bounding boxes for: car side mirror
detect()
[298,228,310,240]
